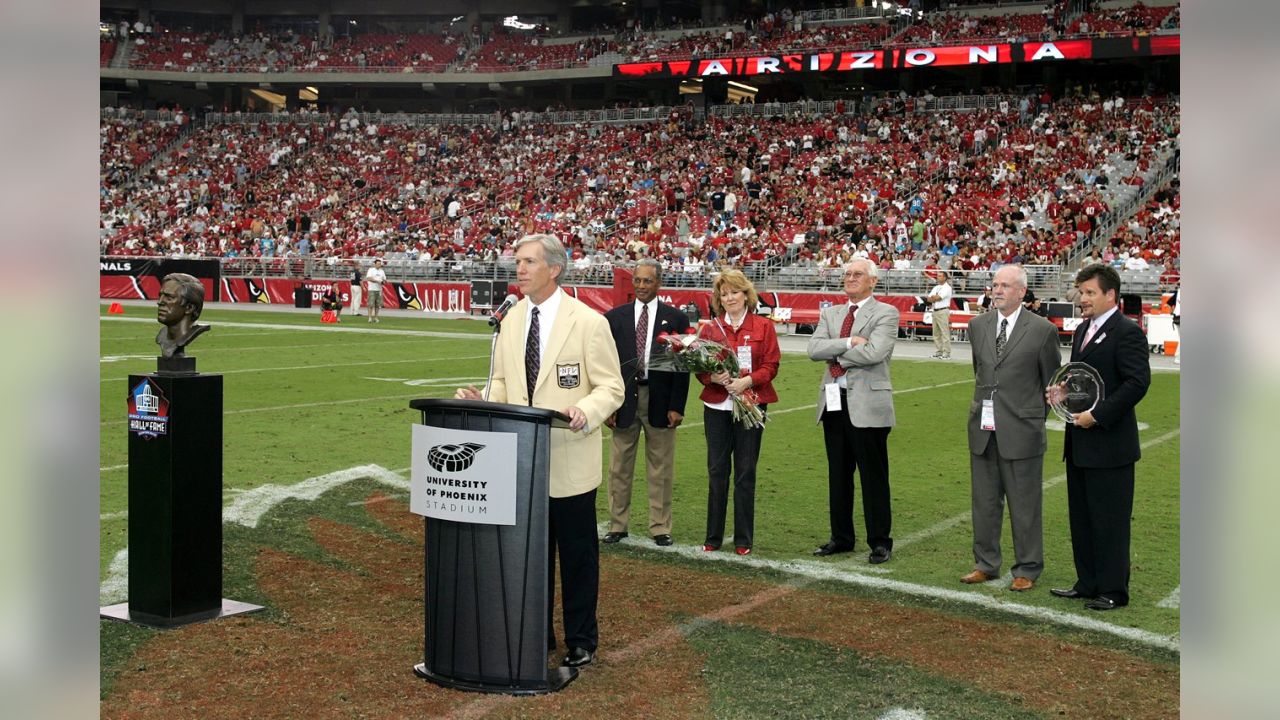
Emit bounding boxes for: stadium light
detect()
[728,80,758,93]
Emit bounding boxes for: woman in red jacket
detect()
[696,268,780,556]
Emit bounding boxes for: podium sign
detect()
[410,424,518,526]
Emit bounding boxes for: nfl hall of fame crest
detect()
[556,363,581,389]
[127,378,170,438]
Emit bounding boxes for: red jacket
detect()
[695,312,781,405]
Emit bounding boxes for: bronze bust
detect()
[155,273,210,359]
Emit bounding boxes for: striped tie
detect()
[636,304,649,379]
[525,307,540,404]
[829,305,856,378]
[996,318,1008,358]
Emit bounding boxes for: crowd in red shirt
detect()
[100,94,1179,280]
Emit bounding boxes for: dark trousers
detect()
[547,488,599,651]
[703,405,766,549]
[821,404,893,551]
[1065,459,1134,605]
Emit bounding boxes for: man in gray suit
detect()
[807,259,900,564]
[962,265,1062,591]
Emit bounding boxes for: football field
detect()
[99,302,1181,717]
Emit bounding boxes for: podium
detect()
[408,398,575,695]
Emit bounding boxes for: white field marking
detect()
[679,378,974,430]
[101,463,128,473]
[102,392,430,426]
[1157,585,1180,609]
[100,549,130,604]
[362,377,487,388]
[101,315,490,341]
[647,540,1178,650]
[101,511,128,522]
[896,428,1182,551]
[100,355,489,383]
[1048,419,1150,432]
[878,710,928,720]
[99,464,410,604]
[102,338,449,355]
[223,464,409,528]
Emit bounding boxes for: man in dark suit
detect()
[1048,264,1151,611]
[963,265,1061,592]
[603,259,690,547]
[807,259,900,564]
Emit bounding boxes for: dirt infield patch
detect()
[101,490,1177,719]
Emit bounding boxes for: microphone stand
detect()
[484,311,503,402]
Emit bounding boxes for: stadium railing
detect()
[134,255,1070,299]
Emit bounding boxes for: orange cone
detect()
[108,302,124,314]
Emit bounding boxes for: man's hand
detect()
[1072,410,1096,428]
[667,411,683,427]
[562,405,588,431]
[455,385,482,400]
[605,412,617,429]
[1045,382,1066,406]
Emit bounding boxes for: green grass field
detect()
[99,304,1180,643]
[99,303,1181,717]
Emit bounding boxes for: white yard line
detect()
[101,355,488,383]
[101,315,490,340]
[101,392,433,427]
[680,378,974,430]
[1156,585,1180,609]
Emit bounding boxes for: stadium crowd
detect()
[100,89,1179,284]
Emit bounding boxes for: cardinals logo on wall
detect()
[245,279,271,304]
[395,283,423,311]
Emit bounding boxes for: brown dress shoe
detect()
[1009,576,1035,592]
[960,569,995,584]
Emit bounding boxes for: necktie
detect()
[525,307,540,404]
[635,304,649,379]
[1081,318,1098,348]
[996,318,1008,358]
[829,305,856,378]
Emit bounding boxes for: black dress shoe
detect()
[1085,597,1122,611]
[653,534,673,546]
[868,546,892,564]
[602,531,628,544]
[563,647,594,668]
[813,542,853,557]
[1049,587,1090,599]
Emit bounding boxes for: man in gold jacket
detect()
[457,233,624,668]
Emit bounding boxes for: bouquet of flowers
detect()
[647,330,768,429]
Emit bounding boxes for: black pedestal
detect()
[102,372,263,629]
[409,398,577,694]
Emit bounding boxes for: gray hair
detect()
[846,257,878,279]
[635,257,663,281]
[514,233,567,277]
[998,263,1029,290]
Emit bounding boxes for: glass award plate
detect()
[1048,362,1104,423]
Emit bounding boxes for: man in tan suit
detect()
[457,234,624,669]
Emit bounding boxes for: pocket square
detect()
[1094,332,1107,344]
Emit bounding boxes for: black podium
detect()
[409,398,575,695]
[101,372,263,629]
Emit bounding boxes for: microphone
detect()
[488,293,519,327]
